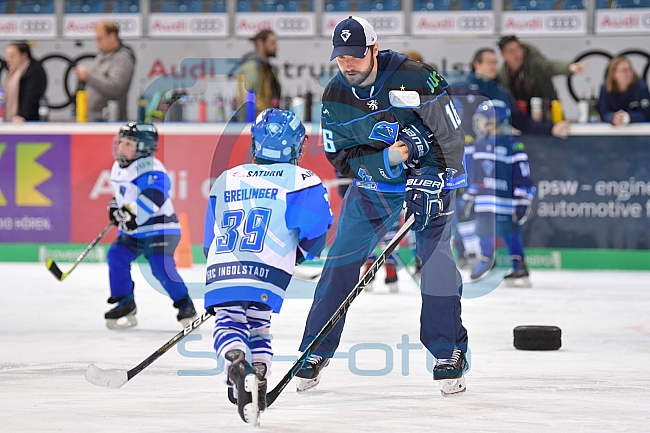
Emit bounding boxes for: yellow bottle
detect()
[551,99,563,124]
[76,81,87,123]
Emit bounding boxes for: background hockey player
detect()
[203,108,333,425]
[466,101,536,287]
[296,16,470,396]
[106,122,197,329]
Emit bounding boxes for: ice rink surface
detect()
[1,262,650,432]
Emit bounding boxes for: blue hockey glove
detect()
[111,204,138,231]
[513,186,536,225]
[405,167,445,232]
[398,124,432,169]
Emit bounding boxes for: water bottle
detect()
[197,97,207,123]
[0,86,5,122]
[38,97,50,121]
[76,81,87,123]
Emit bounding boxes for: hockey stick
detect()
[85,310,213,388]
[45,223,114,282]
[266,214,415,407]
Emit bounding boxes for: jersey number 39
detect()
[215,208,271,254]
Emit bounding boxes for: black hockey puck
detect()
[513,326,562,351]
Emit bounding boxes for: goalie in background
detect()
[463,101,536,287]
[105,122,197,329]
[203,108,333,425]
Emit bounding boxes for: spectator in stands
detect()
[74,20,135,121]
[598,56,650,126]
[2,41,46,122]
[236,29,282,121]
[497,35,584,114]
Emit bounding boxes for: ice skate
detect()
[385,262,399,293]
[174,296,197,327]
[104,294,137,329]
[504,258,532,288]
[227,361,267,414]
[296,354,330,392]
[470,257,492,281]
[434,349,468,396]
[225,349,263,426]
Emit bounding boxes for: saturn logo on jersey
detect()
[341,29,351,42]
[481,160,495,176]
[267,123,282,137]
[369,121,399,145]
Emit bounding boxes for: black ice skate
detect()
[174,296,197,327]
[470,256,493,281]
[295,354,330,392]
[227,361,268,414]
[104,294,137,329]
[225,349,264,426]
[503,257,531,288]
[433,349,468,396]
[385,262,399,293]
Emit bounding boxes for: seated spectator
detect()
[598,56,650,126]
[2,42,47,122]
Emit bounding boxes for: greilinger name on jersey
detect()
[224,188,279,203]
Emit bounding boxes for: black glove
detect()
[108,198,119,225]
[405,167,445,232]
[109,202,138,231]
[398,124,432,169]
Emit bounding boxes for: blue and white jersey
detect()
[203,163,333,313]
[471,136,534,216]
[110,156,180,238]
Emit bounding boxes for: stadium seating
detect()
[614,0,650,7]
[112,0,140,13]
[562,0,584,9]
[15,0,55,13]
[65,0,106,13]
[509,0,556,11]
[413,0,451,11]
[325,0,350,11]
[458,0,493,10]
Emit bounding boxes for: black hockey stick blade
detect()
[85,310,213,389]
[46,223,113,282]
[266,214,415,407]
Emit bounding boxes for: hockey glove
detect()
[108,198,119,224]
[405,167,445,232]
[513,186,536,225]
[111,204,138,232]
[398,124,432,169]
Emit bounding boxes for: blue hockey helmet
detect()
[251,108,307,165]
[114,122,159,168]
[473,99,511,136]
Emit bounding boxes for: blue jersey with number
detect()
[203,163,333,313]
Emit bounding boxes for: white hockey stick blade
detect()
[85,364,129,389]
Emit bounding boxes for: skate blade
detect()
[296,374,321,392]
[242,374,260,426]
[504,277,532,288]
[438,377,466,396]
[387,282,399,293]
[105,314,137,330]
[364,283,374,292]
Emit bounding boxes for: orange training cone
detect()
[174,212,193,268]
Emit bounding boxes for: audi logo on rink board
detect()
[367,16,399,31]
[276,17,309,31]
[545,15,581,31]
[643,14,650,28]
[114,18,137,33]
[190,18,223,32]
[20,19,54,34]
[457,16,491,30]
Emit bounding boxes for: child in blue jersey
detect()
[105,122,197,329]
[203,108,333,425]
[465,101,536,286]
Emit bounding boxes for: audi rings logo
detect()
[457,16,491,30]
[190,18,223,32]
[643,14,650,28]
[568,49,650,102]
[114,18,137,33]
[276,17,309,31]
[35,53,96,109]
[20,19,53,34]
[545,15,580,30]
[367,17,399,31]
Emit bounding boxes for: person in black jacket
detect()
[2,41,47,122]
[296,16,470,397]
